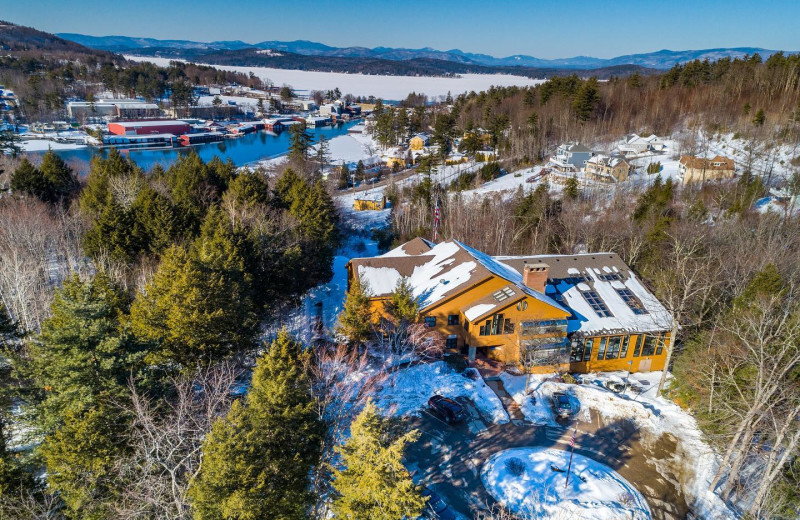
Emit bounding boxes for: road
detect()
[405,399,689,520]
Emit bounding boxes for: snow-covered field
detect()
[500,370,737,519]
[19,139,88,152]
[373,361,509,424]
[125,55,547,99]
[482,447,651,520]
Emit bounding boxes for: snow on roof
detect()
[351,240,567,314]
[355,192,385,203]
[464,303,500,322]
[498,253,672,336]
[456,241,569,314]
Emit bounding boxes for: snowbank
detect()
[482,447,651,520]
[373,361,509,424]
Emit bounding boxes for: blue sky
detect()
[4,0,799,58]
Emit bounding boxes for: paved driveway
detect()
[405,398,689,520]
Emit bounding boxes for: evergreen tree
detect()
[38,149,78,202]
[331,401,425,520]
[315,135,331,175]
[28,273,144,431]
[572,77,601,122]
[387,277,418,325]
[273,168,309,210]
[289,122,314,162]
[9,158,48,200]
[129,209,257,369]
[292,181,340,286]
[564,176,579,200]
[337,278,375,345]
[338,163,351,190]
[752,108,766,126]
[40,403,126,520]
[188,331,323,520]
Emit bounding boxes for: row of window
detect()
[569,333,667,363]
[479,313,515,336]
[425,314,461,327]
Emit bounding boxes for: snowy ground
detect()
[125,55,547,99]
[372,360,509,424]
[482,447,651,520]
[317,132,382,166]
[499,370,737,519]
[19,139,88,152]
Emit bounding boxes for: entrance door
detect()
[638,359,652,373]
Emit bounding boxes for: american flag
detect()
[433,197,441,241]
[570,430,576,447]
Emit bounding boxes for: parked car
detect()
[421,487,457,520]
[551,392,575,419]
[428,395,467,424]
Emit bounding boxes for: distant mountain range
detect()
[57,33,791,70]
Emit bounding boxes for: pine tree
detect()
[752,108,766,126]
[10,158,48,200]
[289,122,314,162]
[129,209,257,369]
[38,149,78,202]
[572,77,600,122]
[337,278,375,345]
[331,401,425,520]
[189,331,323,520]
[29,273,144,431]
[564,176,579,200]
[40,403,126,520]
[387,277,418,325]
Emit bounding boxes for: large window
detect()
[642,335,658,356]
[619,336,630,359]
[583,338,593,361]
[479,314,512,336]
[605,336,622,360]
[446,335,458,349]
[632,335,642,357]
[596,337,608,360]
[447,314,460,326]
[656,333,667,355]
[583,289,613,317]
[570,340,584,362]
[424,316,436,328]
[616,288,647,315]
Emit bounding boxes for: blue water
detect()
[29,121,358,174]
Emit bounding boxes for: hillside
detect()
[119,47,654,79]
[57,32,794,69]
[0,21,110,56]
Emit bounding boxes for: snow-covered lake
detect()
[125,55,547,99]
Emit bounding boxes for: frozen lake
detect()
[125,55,547,99]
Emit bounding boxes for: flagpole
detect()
[565,425,578,490]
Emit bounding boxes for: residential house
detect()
[410,133,430,151]
[583,155,632,183]
[348,239,672,374]
[353,192,387,211]
[550,143,595,172]
[678,155,735,184]
[617,134,666,157]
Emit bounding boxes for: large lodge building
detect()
[347,238,673,374]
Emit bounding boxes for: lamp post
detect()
[624,360,633,397]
